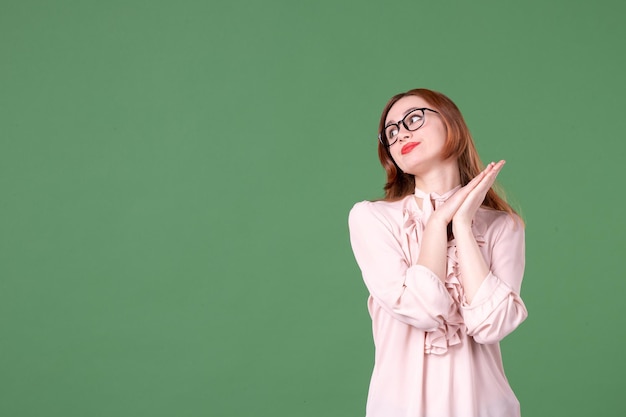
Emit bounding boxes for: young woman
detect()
[348,88,528,417]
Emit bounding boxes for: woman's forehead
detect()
[386,96,430,122]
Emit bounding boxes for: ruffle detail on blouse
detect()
[402,187,487,355]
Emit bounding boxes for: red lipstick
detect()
[401,142,420,155]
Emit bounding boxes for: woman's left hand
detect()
[453,160,505,228]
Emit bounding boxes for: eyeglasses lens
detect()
[384,109,426,146]
[405,109,425,130]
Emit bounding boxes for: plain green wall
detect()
[1,0,624,416]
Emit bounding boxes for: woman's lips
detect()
[401,142,420,155]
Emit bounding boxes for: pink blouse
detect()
[348,188,528,417]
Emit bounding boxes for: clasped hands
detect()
[429,160,505,232]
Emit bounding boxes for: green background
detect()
[1,0,623,416]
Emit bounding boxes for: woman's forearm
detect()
[416,217,449,282]
[452,222,489,303]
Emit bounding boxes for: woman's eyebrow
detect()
[386,107,419,126]
[403,107,419,117]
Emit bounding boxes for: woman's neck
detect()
[413,160,461,195]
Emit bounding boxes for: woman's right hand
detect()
[429,162,499,226]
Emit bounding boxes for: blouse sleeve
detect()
[348,201,454,331]
[460,213,528,344]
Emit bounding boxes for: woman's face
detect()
[385,95,448,176]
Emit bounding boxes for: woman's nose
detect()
[398,126,412,141]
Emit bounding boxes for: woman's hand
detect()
[427,161,503,226]
[453,160,505,228]
[417,163,501,280]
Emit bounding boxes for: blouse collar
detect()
[411,185,462,223]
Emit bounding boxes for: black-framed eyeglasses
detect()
[378,108,439,146]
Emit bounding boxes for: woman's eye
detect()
[387,128,398,138]
[408,115,422,125]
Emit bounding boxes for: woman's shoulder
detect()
[350,196,410,215]
[477,207,522,225]
[475,207,524,240]
[349,196,411,228]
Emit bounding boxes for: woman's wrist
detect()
[452,218,472,234]
[426,213,450,230]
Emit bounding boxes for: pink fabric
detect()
[348,189,528,417]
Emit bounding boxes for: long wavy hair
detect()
[377,88,519,219]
